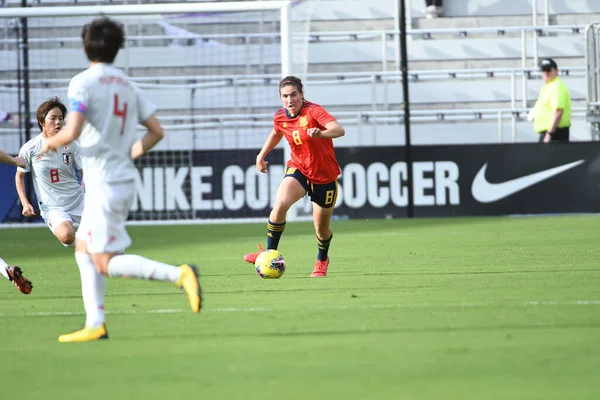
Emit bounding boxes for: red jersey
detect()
[273,101,341,184]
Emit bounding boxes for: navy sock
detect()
[267,220,286,250]
[316,233,333,261]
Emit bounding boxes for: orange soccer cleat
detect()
[244,244,265,264]
[310,257,329,278]
[7,266,33,294]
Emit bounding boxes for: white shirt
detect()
[18,134,84,212]
[67,63,156,184]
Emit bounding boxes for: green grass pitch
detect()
[0,216,599,400]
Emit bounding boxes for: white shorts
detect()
[41,201,84,234]
[76,180,135,253]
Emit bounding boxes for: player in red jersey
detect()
[244,76,345,277]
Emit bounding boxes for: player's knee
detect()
[94,263,109,275]
[90,254,112,275]
[91,259,109,275]
[56,230,76,246]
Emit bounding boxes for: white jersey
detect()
[67,63,156,184]
[18,134,84,212]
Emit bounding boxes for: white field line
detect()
[0,216,316,229]
[0,300,599,318]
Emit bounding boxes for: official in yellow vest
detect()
[531,58,571,143]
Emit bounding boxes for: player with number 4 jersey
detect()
[244,76,345,277]
[16,97,84,248]
[39,17,202,342]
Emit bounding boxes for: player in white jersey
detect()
[0,150,32,294]
[40,17,201,342]
[16,97,84,247]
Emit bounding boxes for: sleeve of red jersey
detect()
[273,111,283,132]
[311,104,337,128]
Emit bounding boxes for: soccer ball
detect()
[255,250,286,279]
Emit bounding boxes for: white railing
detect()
[0,67,585,118]
[0,66,585,85]
[0,23,585,69]
[310,25,584,76]
[586,22,600,140]
[0,107,589,144]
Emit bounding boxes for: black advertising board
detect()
[129,149,284,220]
[334,143,600,217]
[125,143,600,220]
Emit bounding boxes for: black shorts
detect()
[538,126,570,142]
[284,166,338,208]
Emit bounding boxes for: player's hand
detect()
[543,132,551,143]
[12,156,25,168]
[22,204,36,217]
[256,157,268,173]
[306,128,322,138]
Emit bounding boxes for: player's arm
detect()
[131,115,164,160]
[15,170,35,216]
[73,143,83,182]
[0,149,24,167]
[322,120,345,139]
[307,105,345,139]
[256,129,283,173]
[307,120,345,139]
[41,111,85,153]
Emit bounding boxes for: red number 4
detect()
[113,94,128,135]
[50,168,59,183]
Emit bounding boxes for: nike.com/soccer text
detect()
[130,161,460,213]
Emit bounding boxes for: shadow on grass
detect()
[114,321,600,341]
[340,268,600,276]
[27,284,436,301]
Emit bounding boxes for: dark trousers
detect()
[425,0,443,7]
[538,126,570,142]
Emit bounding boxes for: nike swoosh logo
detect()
[471,159,585,203]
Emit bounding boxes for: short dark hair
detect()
[81,17,125,63]
[279,76,303,94]
[36,96,67,131]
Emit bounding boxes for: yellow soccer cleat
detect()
[58,324,109,343]
[177,264,202,313]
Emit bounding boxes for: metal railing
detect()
[0,7,590,144]
[586,22,600,140]
[0,65,587,142]
[0,66,585,86]
[0,66,585,120]
[0,107,589,146]
[0,24,585,115]
[0,22,586,67]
